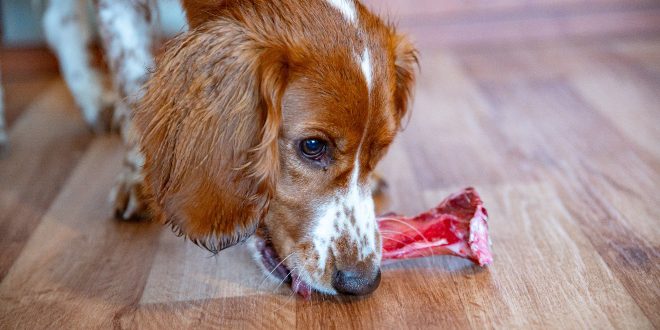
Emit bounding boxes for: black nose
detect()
[332,268,381,296]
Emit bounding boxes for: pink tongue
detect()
[291,274,312,299]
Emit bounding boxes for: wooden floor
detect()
[1,1,659,329]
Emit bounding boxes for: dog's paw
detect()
[110,170,148,220]
[110,150,148,220]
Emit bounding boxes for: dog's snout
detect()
[332,267,381,296]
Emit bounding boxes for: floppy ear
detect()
[392,34,419,125]
[135,20,287,252]
[181,0,228,29]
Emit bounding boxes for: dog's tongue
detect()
[291,274,312,299]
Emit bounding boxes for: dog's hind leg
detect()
[43,0,114,132]
[95,0,155,219]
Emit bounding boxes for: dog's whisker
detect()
[274,266,298,292]
[258,251,296,289]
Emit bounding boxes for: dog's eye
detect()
[300,138,327,160]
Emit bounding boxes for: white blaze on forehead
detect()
[360,48,373,91]
[326,0,372,93]
[308,0,382,284]
[325,0,357,24]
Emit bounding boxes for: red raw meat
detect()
[378,187,492,266]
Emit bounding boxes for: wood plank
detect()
[116,234,298,327]
[398,8,660,49]
[423,183,652,329]
[568,49,660,161]
[610,38,660,75]
[0,81,92,280]
[122,295,296,329]
[0,137,162,328]
[475,78,660,327]
[460,46,660,242]
[375,137,428,215]
[296,257,477,329]
[364,0,660,20]
[397,53,511,189]
[138,233,290,305]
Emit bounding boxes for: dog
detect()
[10,0,418,296]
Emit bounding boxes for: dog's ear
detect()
[391,34,419,125]
[135,21,287,252]
[181,0,229,29]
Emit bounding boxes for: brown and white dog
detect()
[11,0,418,296]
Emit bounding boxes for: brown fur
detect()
[137,0,417,288]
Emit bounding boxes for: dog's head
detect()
[136,0,417,296]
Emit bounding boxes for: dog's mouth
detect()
[252,230,313,299]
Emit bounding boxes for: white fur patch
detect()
[311,151,380,276]
[43,0,108,126]
[345,162,378,260]
[325,0,357,24]
[96,0,154,105]
[313,194,344,269]
[360,48,373,91]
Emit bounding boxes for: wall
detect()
[1,0,188,46]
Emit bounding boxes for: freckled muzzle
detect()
[253,225,382,297]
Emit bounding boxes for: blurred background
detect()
[1,0,187,45]
[3,0,660,46]
[2,0,660,127]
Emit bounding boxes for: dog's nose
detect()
[332,267,381,295]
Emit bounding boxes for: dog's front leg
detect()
[95,0,155,219]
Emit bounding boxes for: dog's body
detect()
[4,0,417,296]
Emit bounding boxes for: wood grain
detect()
[0,137,162,328]
[1,1,659,329]
[0,82,92,280]
[363,0,660,49]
